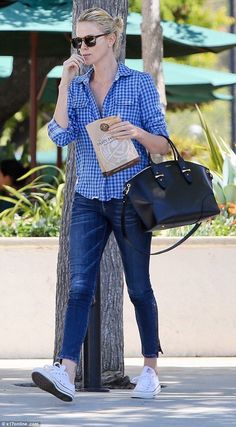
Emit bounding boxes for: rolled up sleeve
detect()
[48,81,79,147]
[139,73,169,138]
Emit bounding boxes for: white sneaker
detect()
[31,362,75,402]
[131,366,161,399]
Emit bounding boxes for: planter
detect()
[0,236,235,358]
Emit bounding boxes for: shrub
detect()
[0,165,64,237]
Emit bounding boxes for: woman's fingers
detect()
[61,54,85,85]
[110,130,135,140]
[108,121,139,140]
[113,134,132,140]
[71,53,85,64]
[64,54,84,69]
[109,123,132,135]
[109,121,130,131]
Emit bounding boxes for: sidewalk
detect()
[0,358,236,427]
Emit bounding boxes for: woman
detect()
[32,7,169,402]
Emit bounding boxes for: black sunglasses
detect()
[71,33,110,49]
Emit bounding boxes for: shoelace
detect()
[132,371,157,385]
[138,374,152,385]
[43,362,67,376]
[135,373,156,391]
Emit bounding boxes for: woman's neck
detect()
[92,57,118,85]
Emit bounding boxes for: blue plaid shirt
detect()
[48,62,169,200]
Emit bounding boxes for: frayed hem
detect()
[143,354,158,358]
[57,355,78,364]
[143,348,164,358]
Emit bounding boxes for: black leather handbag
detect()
[121,137,220,255]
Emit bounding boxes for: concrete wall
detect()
[0,238,57,358]
[124,237,236,357]
[0,237,235,358]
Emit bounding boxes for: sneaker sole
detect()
[32,371,74,402]
[131,384,161,399]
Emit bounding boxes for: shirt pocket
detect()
[74,96,90,111]
[74,96,93,127]
[111,97,138,121]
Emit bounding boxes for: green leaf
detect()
[196,105,224,174]
[32,195,48,209]
[224,185,236,204]
[39,187,57,194]
[55,183,65,213]
[218,136,235,157]
[0,207,15,219]
[213,181,226,204]
[0,195,19,204]
[223,155,236,186]
[17,164,64,181]
[2,185,32,206]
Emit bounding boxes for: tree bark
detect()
[142,0,166,165]
[54,0,129,383]
[141,0,166,110]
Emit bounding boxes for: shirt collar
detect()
[79,61,132,86]
[114,62,132,80]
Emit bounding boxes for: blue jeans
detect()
[58,192,163,364]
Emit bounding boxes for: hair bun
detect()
[114,16,124,33]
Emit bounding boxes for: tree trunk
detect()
[141,0,166,110]
[142,0,166,165]
[54,0,129,384]
[0,57,65,130]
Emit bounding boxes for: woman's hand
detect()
[108,120,141,141]
[60,53,85,87]
[109,119,169,154]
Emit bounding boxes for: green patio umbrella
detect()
[39,59,235,105]
[0,0,72,57]
[126,13,236,58]
[1,6,236,58]
[127,59,235,103]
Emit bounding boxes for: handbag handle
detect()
[153,136,181,162]
[149,137,193,186]
[121,196,202,256]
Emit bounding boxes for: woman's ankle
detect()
[61,358,77,384]
[144,357,158,374]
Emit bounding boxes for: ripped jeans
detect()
[58,192,163,364]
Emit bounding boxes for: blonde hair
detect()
[77,7,124,57]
